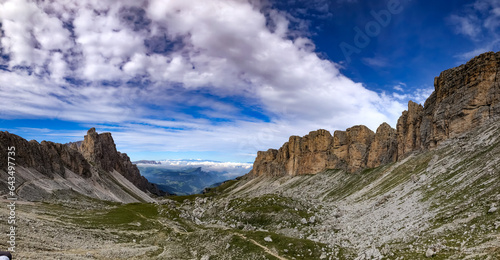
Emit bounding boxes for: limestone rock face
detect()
[249,130,334,177]
[367,123,397,168]
[345,125,374,172]
[333,126,375,172]
[249,127,375,176]
[286,129,334,175]
[421,51,500,149]
[0,131,91,178]
[397,101,424,158]
[80,128,117,172]
[249,149,280,177]
[249,51,500,177]
[397,51,500,157]
[80,128,162,195]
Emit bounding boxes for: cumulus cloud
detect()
[0,0,409,161]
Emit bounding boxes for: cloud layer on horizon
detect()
[0,0,425,161]
[136,159,252,178]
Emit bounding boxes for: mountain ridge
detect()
[249,51,500,177]
[0,128,163,203]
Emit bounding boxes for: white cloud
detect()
[393,83,405,92]
[136,159,252,179]
[139,159,252,176]
[450,0,500,60]
[448,14,481,38]
[409,87,434,105]
[0,0,72,73]
[0,0,410,162]
[386,84,433,105]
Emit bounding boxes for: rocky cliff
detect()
[0,128,163,200]
[421,51,500,149]
[79,128,161,195]
[249,51,500,177]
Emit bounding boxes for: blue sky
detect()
[0,0,499,163]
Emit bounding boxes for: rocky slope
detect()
[5,118,498,259]
[250,51,500,177]
[0,128,162,202]
[198,118,500,259]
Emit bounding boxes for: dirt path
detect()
[234,233,289,260]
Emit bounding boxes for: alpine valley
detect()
[1,52,500,259]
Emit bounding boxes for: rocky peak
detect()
[249,126,380,176]
[80,128,119,172]
[79,128,162,195]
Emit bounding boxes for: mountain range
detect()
[0,51,499,259]
[135,159,251,195]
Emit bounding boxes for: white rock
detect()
[425,247,436,258]
[264,236,272,242]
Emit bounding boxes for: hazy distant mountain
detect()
[135,159,252,195]
[134,160,161,165]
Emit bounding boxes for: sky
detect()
[0,0,499,163]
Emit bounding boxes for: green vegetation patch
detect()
[68,203,163,230]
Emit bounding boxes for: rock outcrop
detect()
[397,101,424,158]
[367,123,397,168]
[250,127,383,176]
[79,128,162,195]
[250,130,334,177]
[249,51,500,177]
[332,125,375,172]
[421,51,500,149]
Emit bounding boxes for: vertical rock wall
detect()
[249,51,500,177]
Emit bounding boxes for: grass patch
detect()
[203,179,240,196]
[240,230,332,260]
[68,203,162,230]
